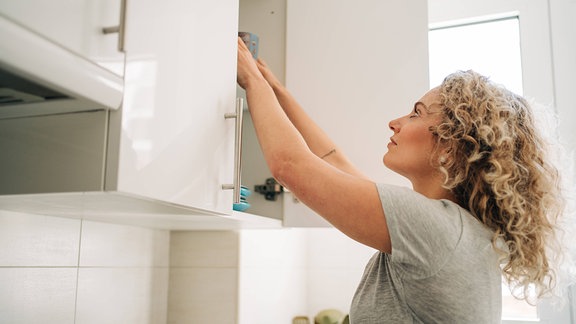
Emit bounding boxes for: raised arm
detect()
[237,38,391,253]
[255,59,368,179]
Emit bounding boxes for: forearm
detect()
[269,84,367,178]
[244,79,311,174]
[270,85,337,158]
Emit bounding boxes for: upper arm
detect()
[274,152,391,253]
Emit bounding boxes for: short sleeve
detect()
[376,183,464,279]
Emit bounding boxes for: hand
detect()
[237,37,265,90]
[255,58,283,90]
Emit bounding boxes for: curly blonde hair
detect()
[432,70,563,303]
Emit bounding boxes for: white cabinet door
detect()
[0,0,125,76]
[282,0,429,226]
[113,0,239,215]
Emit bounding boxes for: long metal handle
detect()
[222,98,244,204]
[102,0,127,52]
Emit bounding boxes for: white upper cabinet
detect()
[0,0,126,76]
[0,0,282,229]
[0,0,125,117]
[0,0,429,229]
[110,0,240,215]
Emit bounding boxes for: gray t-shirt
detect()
[349,183,502,323]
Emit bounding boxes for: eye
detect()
[409,107,421,118]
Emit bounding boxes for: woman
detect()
[236,38,563,323]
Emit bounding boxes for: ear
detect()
[433,145,452,167]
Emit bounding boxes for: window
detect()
[428,16,523,94]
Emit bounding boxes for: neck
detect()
[411,176,457,204]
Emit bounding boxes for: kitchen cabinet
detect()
[0,0,281,230]
[113,0,240,215]
[0,0,126,76]
[0,0,124,118]
[0,0,429,230]
[239,0,429,226]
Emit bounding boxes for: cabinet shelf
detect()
[0,192,281,230]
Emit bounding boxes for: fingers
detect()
[256,58,268,67]
[237,37,265,89]
[238,37,248,50]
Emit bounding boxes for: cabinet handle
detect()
[102,0,127,52]
[222,98,244,204]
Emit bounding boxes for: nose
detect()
[389,117,401,133]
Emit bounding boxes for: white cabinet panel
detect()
[285,0,428,184]
[283,0,426,226]
[113,0,239,215]
[0,0,266,229]
[0,0,125,76]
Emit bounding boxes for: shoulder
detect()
[375,184,469,276]
[375,183,463,229]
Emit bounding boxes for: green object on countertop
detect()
[314,309,344,324]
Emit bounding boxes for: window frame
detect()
[428,0,555,109]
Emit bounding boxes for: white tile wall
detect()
[305,228,376,318]
[76,267,169,324]
[0,209,379,324]
[0,210,81,266]
[0,268,77,324]
[79,220,170,267]
[166,228,374,324]
[170,231,239,268]
[238,229,308,324]
[76,221,170,324]
[168,231,241,324]
[168,268,238,324]
[0,209,170,324]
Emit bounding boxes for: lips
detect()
[389,137,397,145]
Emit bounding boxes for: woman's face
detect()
[383,87,443,182]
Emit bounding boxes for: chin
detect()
[383,154,393,169]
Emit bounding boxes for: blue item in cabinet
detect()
[238,32,259,59]
[233,185,252,211]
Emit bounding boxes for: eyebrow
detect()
[414,101,442,114]
[414,101,430,112]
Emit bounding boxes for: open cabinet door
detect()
[283,0,429,227]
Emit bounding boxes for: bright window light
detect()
[428,17,523,95]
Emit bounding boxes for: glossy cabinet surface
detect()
[0,0,285,229]
[281,0,427,226]
[108,0,239,215]
[0,0,125,76]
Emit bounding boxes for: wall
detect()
[167,231,240,323]
[167,228,374,324]
[541,1,576,321]
[0,209,169,324]
[549,0,576,160]
[167,229,308,324]
[304,229,376,318]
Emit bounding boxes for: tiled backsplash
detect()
[0,210,374,324]
[0,210,169,324]
[168,229,374,323]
